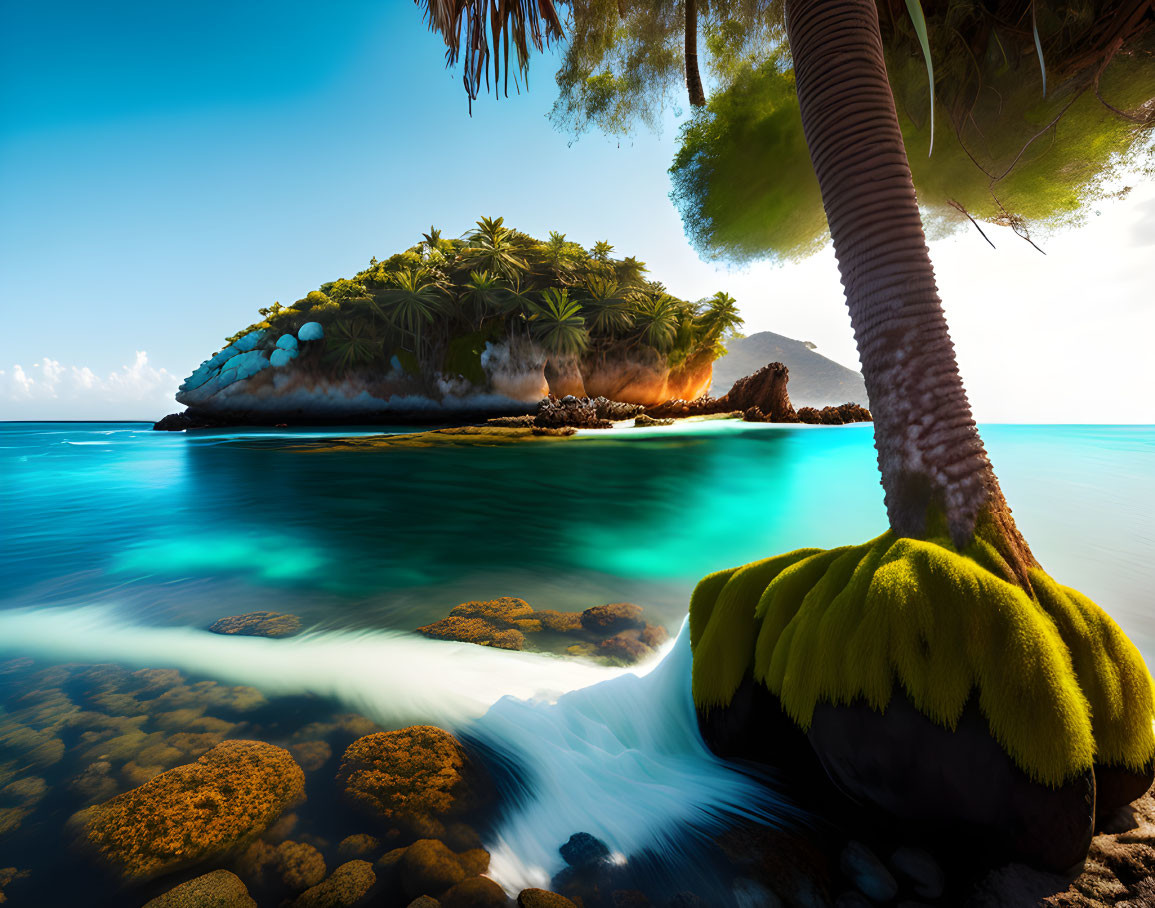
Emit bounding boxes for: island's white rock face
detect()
[174,330,711,423]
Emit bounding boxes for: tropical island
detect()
[166,218,749,425]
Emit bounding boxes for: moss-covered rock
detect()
[209,611,302,638]
[417,617,527,651]
[690,531,1155,871]
[290,860,375,908]
[517,890,578,908]
[400,839,467,899]
[75,740,305,881]
[337,727,480,829]
[440,876,510,908]
[143,870,257,908]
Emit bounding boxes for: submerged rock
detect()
[400,839,467,899]
[580,604,644,634]
[518,890,578,908]
[337,727,479,829]
[290,860,375,908]
[209,611,302,638]
[143,870,257,908]
[559,832,610,869]
[417,617,527,650]
[75,740,305,881]
[440,875,509,907]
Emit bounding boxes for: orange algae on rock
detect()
[76,740,305,881]
[337,727,478,828]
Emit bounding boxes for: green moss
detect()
[690,532,1155,786]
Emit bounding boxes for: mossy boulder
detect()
[75,740,305,881]
[417,617,527,651]
[441,875,510,907]
[290,860,376,908]
[143,870,257,908]
[690,531,1155,872]
[517,890,579,908]
[400,839,467,899]
[337,727,481,830]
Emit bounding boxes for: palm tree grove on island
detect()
[0,1,1153,907]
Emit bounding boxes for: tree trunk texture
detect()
[685,0,706,107]
[783,0,1036,582]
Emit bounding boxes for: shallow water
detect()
[1,421,1153,904]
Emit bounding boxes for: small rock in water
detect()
[559,832,610,869]
[889,845,944,899]
[400,839,466,899]
[518,890,578,908]
[840,842,898,902]
[209,611,302,638]
[338,834,381,859]
[580,603,644,634]
[290,859,375,907]
[143,869,257,908]
[441,875,509,907]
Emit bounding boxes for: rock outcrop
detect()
[75,740,305,881]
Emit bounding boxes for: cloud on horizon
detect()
[0,351,179,420]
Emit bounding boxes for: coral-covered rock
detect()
[416,617,526,651]
[441,876,510,908]
[338,834,381,859]
[580,604,644,634]
[290,740,333,772]
[518,890,578,908]
[337,727,478,828]
[209,611,302,638]
[271,841,327,891]
[291,860,375,908]
[75,740,305,881]
[400,839,467,898]
[143,870,256,908]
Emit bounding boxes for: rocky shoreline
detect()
[154,362,873,434]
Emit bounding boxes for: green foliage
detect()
[227,217,738,378]
[530,288,590,356]
[690,532,1155,786]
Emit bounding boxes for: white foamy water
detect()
[0,606,791,894]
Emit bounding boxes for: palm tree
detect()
[614,255,649,289]
[462,216,527,280]
[590,240,615,262]
[697,291,744,345]
[529,288,590,357]
[538,231,585,281]
[579,275,634,338]
[630,293,680,354]
[460,269,506,330]
[374,268,451,356]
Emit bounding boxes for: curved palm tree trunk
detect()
[685,0,706,107]
[783,0,1036,582]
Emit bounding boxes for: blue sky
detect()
[2,1,1153,420]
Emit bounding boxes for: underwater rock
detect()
[531,610,584,633]
[807,691,1095,875]
[449,598,536,628]
[597,631,652,663]
[75,740,305,881]
[441,876,510,908]
[337,727,479,828]
[143,870,257,908]
[69,760,119,805]
[290,860,375,908]
[580,604,644,635]
[407,898,441,908]
[417,617,527,651]
[0,867,29,904]
[889,845,945,899]
[559,832,610,869]
[338,834,381,859]
[633,414,675,427]
[518,891,578,908]
[400,839,467,898]
[290,740,333,772]
[209,611,303,638]
[274,841,328,891]
[839,841,898,902]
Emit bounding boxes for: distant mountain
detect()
[710,332,869,409]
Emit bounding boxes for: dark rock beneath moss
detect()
[143,870,256,908]
[209,611,302,638]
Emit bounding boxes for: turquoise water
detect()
[1,421,1154,904]
[2,421,1153,655]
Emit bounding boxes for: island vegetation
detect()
[220,217,742,401]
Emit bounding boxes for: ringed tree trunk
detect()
[685,0,706,107]
[783,0,1036,583]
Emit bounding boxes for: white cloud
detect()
[0,351,180,420]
